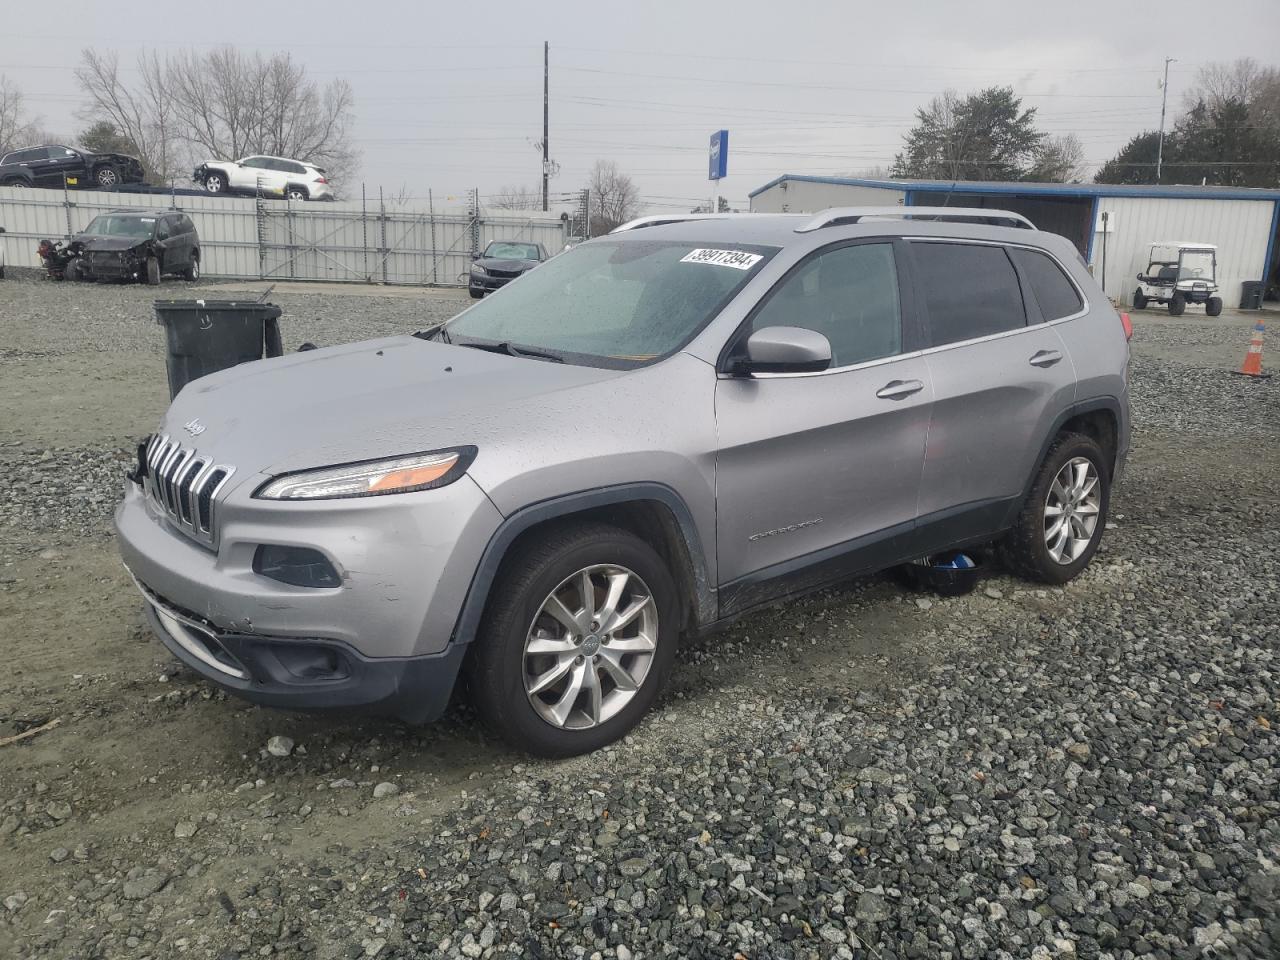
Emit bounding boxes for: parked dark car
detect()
[468,241,548,298]
[0,144,146,190]
[49,210,200,284]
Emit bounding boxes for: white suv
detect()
[193,155,334,201]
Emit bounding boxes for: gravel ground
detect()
[1,276,1277,960]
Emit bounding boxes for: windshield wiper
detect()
[412,325,452,343]
[455,339,564,363]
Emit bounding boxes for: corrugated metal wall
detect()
[1089,197,1276,308]
[750,180,905,213]
[0,186,568,286]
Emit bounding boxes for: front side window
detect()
[1011,248,1082,321]
[240,157,267,169]
[750,242,902,367]
[912,242,1027,346]
[444,239,775,367]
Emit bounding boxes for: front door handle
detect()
[1029,349,1063,368]
[876,379,925,400]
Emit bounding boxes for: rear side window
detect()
[1011,248,1083,321]
[912,242,1026,346]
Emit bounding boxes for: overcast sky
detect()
[3,0,1278,212]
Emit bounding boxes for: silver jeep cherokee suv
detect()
[116,207,1131,757]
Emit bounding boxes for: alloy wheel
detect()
[522,564,658,730]
[1044,456,1101,564]
[98,169,118,186]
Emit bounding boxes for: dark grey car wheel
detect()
[1000,431,1110,585]
[95,166,119,187]
[467,522,679,757]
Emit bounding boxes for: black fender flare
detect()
[1010,396,1126,524]
[449,482,715,648]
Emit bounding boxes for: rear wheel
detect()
[145,257,161,286]
[999,431,1110,585]
[286,186,308,201]
[1169,292,1187,316]
[1206,296,1223,317]
[1132,288,1148,309]
[204,172,228,195]
[467,522,680,757]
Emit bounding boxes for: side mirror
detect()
[1136,273,1142,280]
[732,326,832,375]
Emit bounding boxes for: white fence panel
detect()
[0,186,569,286]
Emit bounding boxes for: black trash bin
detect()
[1239,281,1264,310]
[154,299,284,399]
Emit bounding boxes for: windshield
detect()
[483,242,541,260]
[83,215,155,239]
[1178,251,1215,280]
[445,239,776,366]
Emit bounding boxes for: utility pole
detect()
[1157,57,1172,183]
[540,41,550,212]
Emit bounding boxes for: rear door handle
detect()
[876,379,925,400]
[1029,349,1063,368]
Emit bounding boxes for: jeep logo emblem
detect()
[183,418,207,437]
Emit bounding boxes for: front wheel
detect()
[65,258,84,282]
[1132,288,1147,309]
[95,166,119,187]
[1169,292,1186,316]
[999,432,1110,585]
[145,257,161,286]
[468,288,483,299]
[183,257,200,282]
[1205,296,1222,317]
[204,172,228,194]
[467,522,680,757]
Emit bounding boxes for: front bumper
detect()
[136,584,466,723]
[468,271,521,293]
[114,472,503,719]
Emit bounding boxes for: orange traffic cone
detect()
[1233,321,1270,379]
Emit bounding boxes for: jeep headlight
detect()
[254,447,476,500]
[471,263,487,275]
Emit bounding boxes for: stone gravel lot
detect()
[0,275,1277,960]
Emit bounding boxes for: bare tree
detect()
[76,47,358,185]
[1027,133,1087,182]
[166,47,357,182]
[587,160,639,234]
[0,74,38,156]
[1183,58,1280,113]
[491,184,540,210]
[76,49,182,180]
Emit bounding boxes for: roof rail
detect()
[795,206,1036,233]
[610,213,775,233]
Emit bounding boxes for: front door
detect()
[714,240,932,614]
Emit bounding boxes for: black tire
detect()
[467,522,680,757]
[2,178,28,189]
[469,289,483,299]
[183,255,200,282]
[0,265,5,280]
[204,172,228,195]
[65,259,83,282]
[95,165,119,188]
[1206,296,1223,317]
[1132,288,1147,309]
[286,185,308,201]
[1168,292,1186,316]
[145,257,161,286]
[999,431,1110,586]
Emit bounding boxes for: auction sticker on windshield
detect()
[680,248,763,270]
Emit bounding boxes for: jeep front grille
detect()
[143,435,235,544]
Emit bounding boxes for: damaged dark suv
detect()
[58,210,200,284]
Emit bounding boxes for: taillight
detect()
[314,176,328,184]
[1119,311,1133,340]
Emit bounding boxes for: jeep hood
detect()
[160,335,627,480]
[475,257,538,271]
[74,235,149,252]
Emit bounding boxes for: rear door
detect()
[230,157,268,192]
[714,239,932,611]
[910,239,1077,544]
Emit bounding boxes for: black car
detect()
[468,241,549,298]
[0,144,146,190]
[58,210,200,284]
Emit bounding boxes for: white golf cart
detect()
[1133,241,1222,316]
